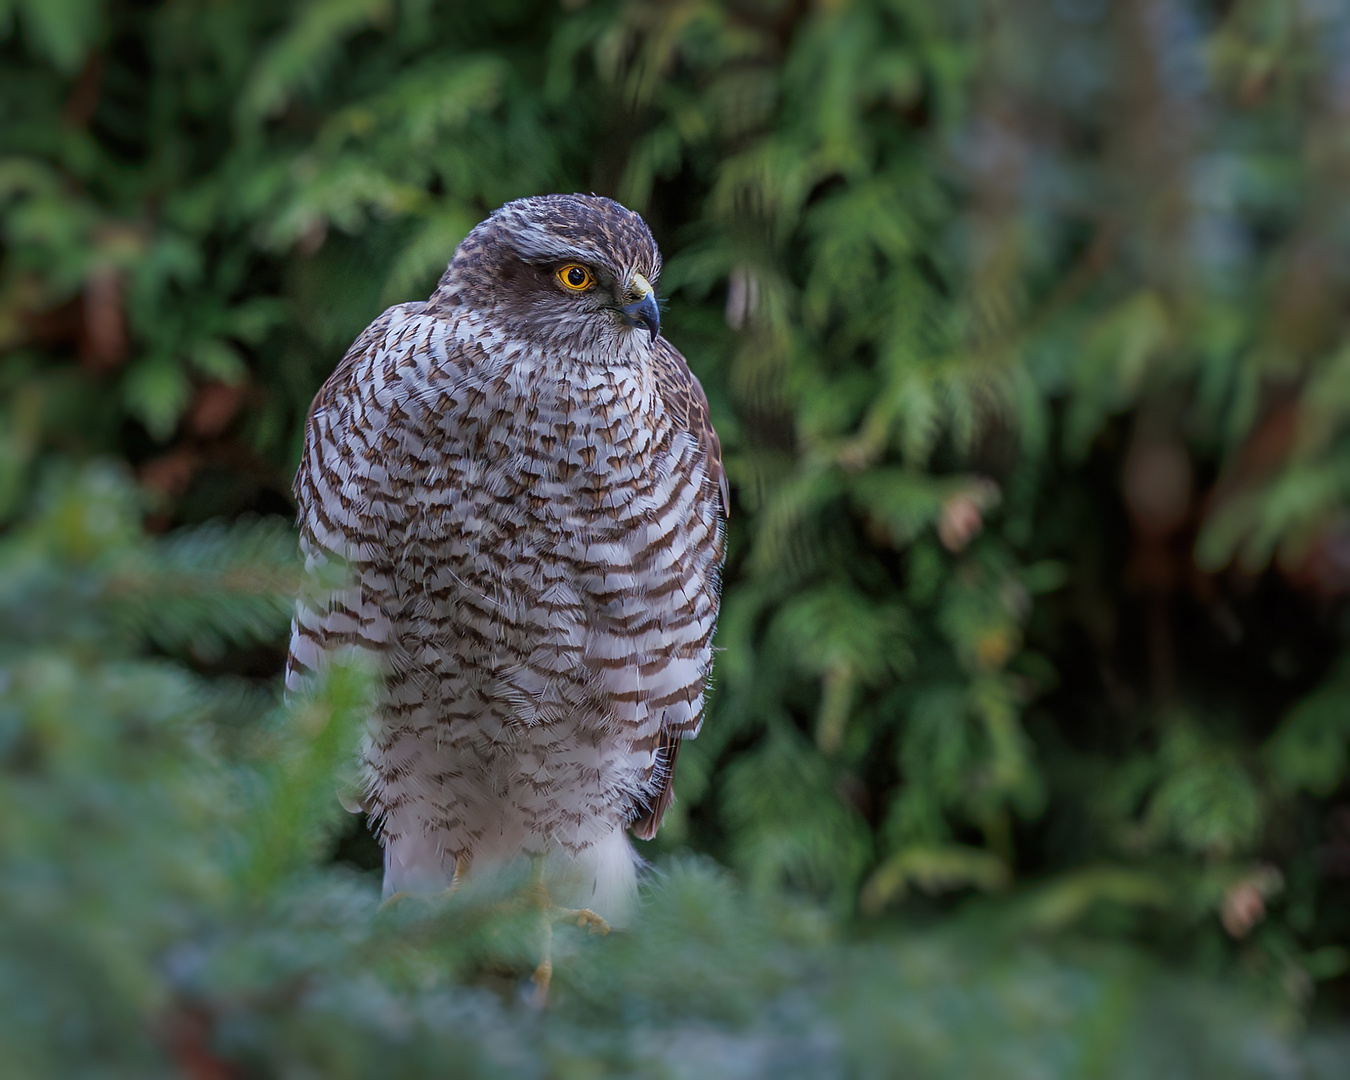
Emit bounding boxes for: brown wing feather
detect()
[651,336,729,518]
[292,301,427,503]
[628,337,727,840]
[630,732,682,840]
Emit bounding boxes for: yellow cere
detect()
[557,263,594,291]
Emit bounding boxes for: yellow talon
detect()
[562,908,611,935]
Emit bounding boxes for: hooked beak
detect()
[620,273,660,342]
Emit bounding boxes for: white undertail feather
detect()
[382,823,640,927]
[288,195,725,921]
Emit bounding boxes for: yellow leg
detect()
[443,854,470,897]
[526,858,611,1008]
[529,857,554,1007]
[384,858,610,1007]
[530,914,554,1007]
[382,855,470,908]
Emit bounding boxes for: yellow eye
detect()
[556,263,594,291]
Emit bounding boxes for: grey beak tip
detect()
[622,293,661,342]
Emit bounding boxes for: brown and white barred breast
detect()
[287,195,725,919]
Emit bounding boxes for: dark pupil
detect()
[566,267,586,286]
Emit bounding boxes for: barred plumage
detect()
[288,195,726,919]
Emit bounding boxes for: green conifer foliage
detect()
[4,0,1350,1071]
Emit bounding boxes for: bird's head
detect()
[436,193,664,350]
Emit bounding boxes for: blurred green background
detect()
[5,0,1350,1075]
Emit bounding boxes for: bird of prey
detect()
[287,194,727,932]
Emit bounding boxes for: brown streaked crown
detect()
[434,194,662,309]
